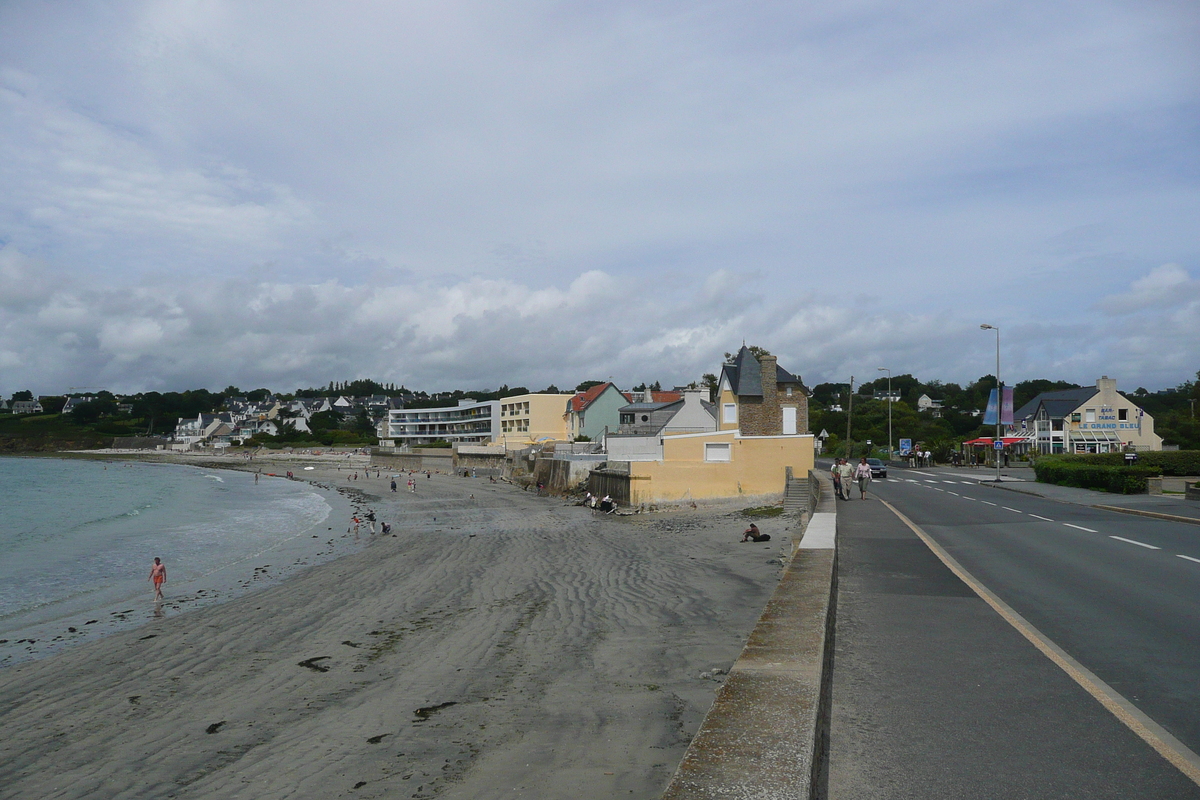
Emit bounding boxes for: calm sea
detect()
[0,457,354,666]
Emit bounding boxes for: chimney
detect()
[759,354,781,435]
[644,386,654,403]
[1096,376,1117,396]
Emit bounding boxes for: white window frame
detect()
[722,403,737,424]
[705,442,732,462]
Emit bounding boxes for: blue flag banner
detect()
[983,387,1014,426]
[983,388,998,426]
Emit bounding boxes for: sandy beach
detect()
[0,455,789,799]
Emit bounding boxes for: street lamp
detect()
[980,324,1001,482]
[878,367,892,461]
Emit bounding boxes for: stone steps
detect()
[782,477,807,514]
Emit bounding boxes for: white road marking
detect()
[948,491,960,496]
[879,498,1200,787]
[981,501,997,506]
[961,496,976,501]
[1002,507,1022,513]
[1177,555,1200,565]
[1110,536,1160,550]
[1064,523,1098,533]
[909,470,936,476]
[942,481,959,484]
[925,480,939,483]
[1029,514,1054,522]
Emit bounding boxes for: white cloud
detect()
[1097,263,1198,314]
[0,2,1196,394]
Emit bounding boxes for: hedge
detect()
[1033,460,1162,494]
[1036,451,1200,476]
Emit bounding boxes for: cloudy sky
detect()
[1,1,1197,396]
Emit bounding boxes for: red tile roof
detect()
[569,382,614,413]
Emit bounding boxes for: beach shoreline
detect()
[0,451,791,799]
[0,453,375,668]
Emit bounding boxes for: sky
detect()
[1,0,1198,397]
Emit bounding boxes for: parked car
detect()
[866,458,888,478]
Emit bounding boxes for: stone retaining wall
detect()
[661,471,837,799]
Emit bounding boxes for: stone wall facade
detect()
[738,355,783,436]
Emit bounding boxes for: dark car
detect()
[866,458,887,479]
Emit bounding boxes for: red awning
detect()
[963,437,1027,446]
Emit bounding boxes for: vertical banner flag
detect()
[983,388,999,425]
[1001,387,1014,425]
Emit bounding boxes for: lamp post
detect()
[980,324,1001,482]
[878,367,892,461]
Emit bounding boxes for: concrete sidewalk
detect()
[826,495,1200,799]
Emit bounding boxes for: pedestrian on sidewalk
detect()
[837,458,855,500]
[831,459,843,499]
[855,457,873,500]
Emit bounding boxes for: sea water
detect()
[0,457,355,666]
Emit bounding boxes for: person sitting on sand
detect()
[149,557,167,600]
[741,523,771,542]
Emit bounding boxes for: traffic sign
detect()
[993,439,1004,450]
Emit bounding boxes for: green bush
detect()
[1033,459,1161,494]
[1042,451,1200,476]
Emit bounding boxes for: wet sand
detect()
[0,458,789,799]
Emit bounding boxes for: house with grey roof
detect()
[607,388,718,461]
[716,346,810,436]
[1013,377,1162,453]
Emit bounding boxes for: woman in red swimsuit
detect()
[149,557,166,601]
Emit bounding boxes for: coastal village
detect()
[3,344,1176,510]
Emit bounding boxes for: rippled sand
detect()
[0,461,789,800]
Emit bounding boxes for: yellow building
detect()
[614,347,814,505]
[628,429,813,504]
[498,393,574,448]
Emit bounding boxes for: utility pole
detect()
[878,367,892,461]
[845,376,854,459]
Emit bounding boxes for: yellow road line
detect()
[879,498,1200,787]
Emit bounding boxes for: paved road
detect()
[828,467,1200,799]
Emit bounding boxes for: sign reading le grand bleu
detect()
[1078,407,1140,430]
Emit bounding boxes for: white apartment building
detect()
[384,399,500,446]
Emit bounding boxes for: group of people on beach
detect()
[832,457,873,500]
[582,491,617,514]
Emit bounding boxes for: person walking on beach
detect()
[855,457,873,500]
[391,478,397,492]
[149,557,167,601]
